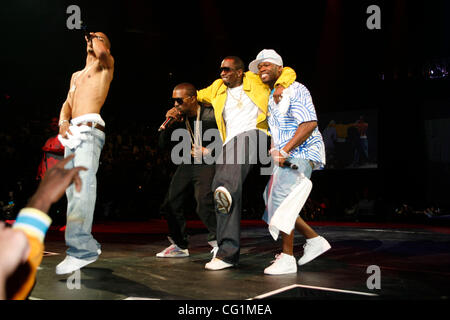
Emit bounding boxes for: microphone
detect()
[158,117,175,132]
[283,160,298,170]
[80,21,90,38]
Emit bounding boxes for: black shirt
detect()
[158,104,220,164]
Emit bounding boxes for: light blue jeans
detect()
[64,127,105,259]
[263,158,313,224]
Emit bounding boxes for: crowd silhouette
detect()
[1,110,446,225]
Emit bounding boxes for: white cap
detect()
[248,49,283,74]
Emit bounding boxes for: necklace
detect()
[227,86,243,108]
[185,106,202,149]
[70,63,95,93]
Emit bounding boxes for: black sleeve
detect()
[158,128,171,150]
[158,122,183,150]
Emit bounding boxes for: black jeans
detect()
[213,130,270,264]
[166,163,217,249]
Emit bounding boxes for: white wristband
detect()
[269,148,289,158]
[59,119,69,126]
[280,149,289,158]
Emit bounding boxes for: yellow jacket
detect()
[197,68,296,142]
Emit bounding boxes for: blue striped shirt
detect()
[268,82,326,170]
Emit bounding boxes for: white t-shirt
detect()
[223,85,259,145]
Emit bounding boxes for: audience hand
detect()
[27,154,87,213]
[0,222,30,299]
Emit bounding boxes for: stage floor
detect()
[29,220,450,300]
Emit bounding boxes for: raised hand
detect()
[26,155,87,213]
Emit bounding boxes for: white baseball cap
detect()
[248,49,283,74]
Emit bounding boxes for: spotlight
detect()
[424,58,449,80]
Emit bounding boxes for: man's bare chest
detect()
[71,61,106,92]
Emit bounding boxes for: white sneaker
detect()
[298,236,331,266]
[56,255,99,275]
[156,243,189,258]
[264,253,297,275]
[205,258,234,270]
[214,186,232,214]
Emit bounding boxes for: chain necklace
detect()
[185,106,202,149]
[227,86,243,108]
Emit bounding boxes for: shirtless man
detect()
[55,32,114,275]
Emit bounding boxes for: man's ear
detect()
[277,65,283,76]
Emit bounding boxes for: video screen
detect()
[318,109,378,170]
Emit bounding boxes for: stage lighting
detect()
[424,58,449,80]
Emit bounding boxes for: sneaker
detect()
[205,258,234,270]
[56,255,99,275]
[214,186,232,214]
[298,236,331,266]
[264,253,297,275]
[156,243,189,258]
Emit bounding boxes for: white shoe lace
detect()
[210,246,219,259]
[302,242,311,251]
[270,253,283,264]
[163,244,176,254]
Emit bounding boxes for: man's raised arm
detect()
[89,32,114,70]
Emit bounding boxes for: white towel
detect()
[58,125,90,149]
[268,175,313,240]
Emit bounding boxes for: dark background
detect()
[1,0,449,223]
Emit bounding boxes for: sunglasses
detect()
[171,97,185,105]
[220,67,234,73]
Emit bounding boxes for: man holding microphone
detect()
[250,49,331,275]
[56,31,114,275]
